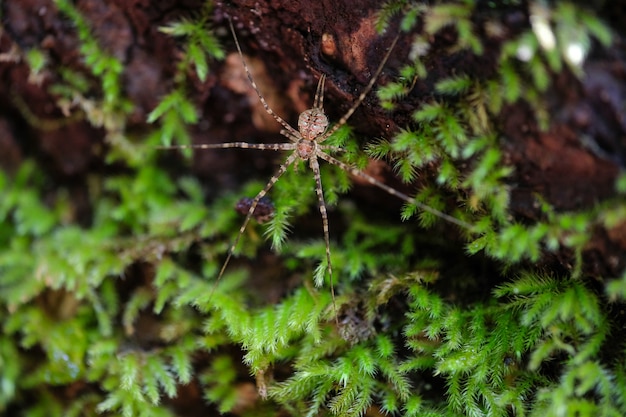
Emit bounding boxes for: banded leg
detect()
[228,18,301,141]
[208,152,300,300]
[317,152,475,231]
[309,155,338,325]
[157,142,297,152]
[319,33,400,142]
[318,145,344,153]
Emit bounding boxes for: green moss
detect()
[1,1,625,416]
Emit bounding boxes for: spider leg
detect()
[208,152,300,302]
[318,145,344,153]
[280,129,302,143]
[157,142,297,151]
[228,18,301,140]
[317,151,476,231]
[309,155,339,326]
[319,33,400,142]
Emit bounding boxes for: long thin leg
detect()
[318,145,344,153]
[228,18,301,140]
[309,156,338,326]
[319,33,400,142]
[280,129,301,142]
[208,152,300,301]
[317,152,476,231]
[157,142,297,151]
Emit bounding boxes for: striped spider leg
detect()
[162,19,473,324]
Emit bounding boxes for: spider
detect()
[162,18,474,324]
